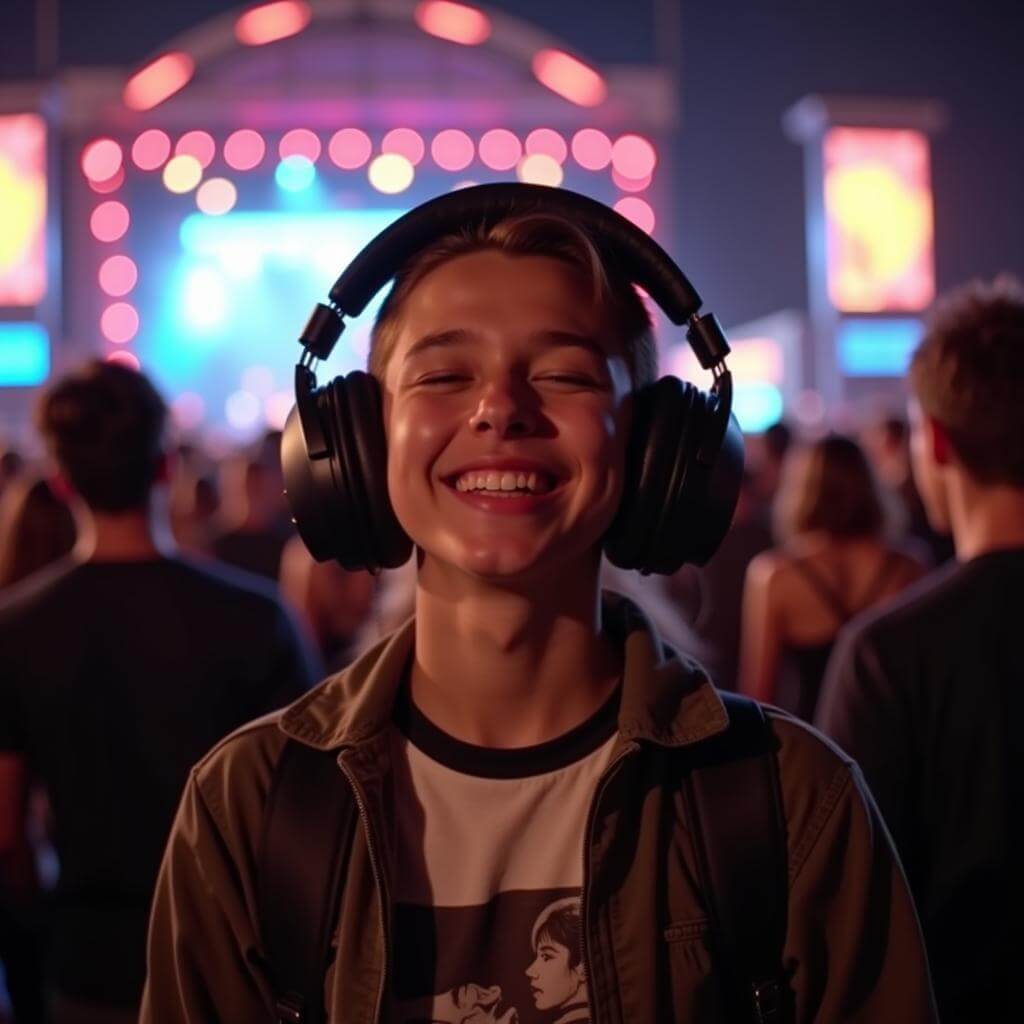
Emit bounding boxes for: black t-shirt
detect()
[817,548,1024,1023]
[0,555,321,1007]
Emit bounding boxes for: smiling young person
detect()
[141,187,936,1023]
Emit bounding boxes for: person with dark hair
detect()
[817,275,1024,1023]
[525,897,588,1022]
[739,433,924,719]
[0,361,319,1023]
[0,475,76,590]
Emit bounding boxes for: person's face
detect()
[525,933,585,1010]
[381,250,633,585]
[908,397,951,532]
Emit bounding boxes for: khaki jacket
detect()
[142,597,937,1022]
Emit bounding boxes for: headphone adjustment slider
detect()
[686,312,731,371]
[299,303,345,362]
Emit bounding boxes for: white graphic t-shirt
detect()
[387,684,620,1024]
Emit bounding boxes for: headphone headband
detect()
[327,183,702,324]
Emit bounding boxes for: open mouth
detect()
[442,465,564,500]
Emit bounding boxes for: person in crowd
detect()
[278,534,378,670]
[669,468,773,691]
[0,361,320,1024]
[142,203,934,1021]
[210,447,292,581]
[746,419,792,515]
[860,411,955,565]
[167,444,220,558]
[817,275,1024,1022]
[739,433,924,719]
[0,474,76,590]
[0,474,76,1022]
[0,449,24,503]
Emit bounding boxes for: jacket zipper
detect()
[337,756,390,1024]
[580,742,639,1024]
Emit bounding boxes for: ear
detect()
[925,413,954,468]
[47,472,75,503]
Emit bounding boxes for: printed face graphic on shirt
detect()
[525,897,587,1013]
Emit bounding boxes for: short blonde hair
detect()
[367,212,657,387]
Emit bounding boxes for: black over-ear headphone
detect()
[281,183,744,575]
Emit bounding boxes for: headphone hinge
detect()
[299,303,344,362]
[686,312,731,371]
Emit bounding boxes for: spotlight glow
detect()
[196,178,238,216]
[81,139,123,182]
[172,391,206,430]
[223,129,266,171]
[235,1,312,46]
[265,391,294,430]
[275,155,316,191]
[106,350,141,371]
[279,128,321,163]
[175,130,216,169]
[414,1,491,46]
[571,128,612,170]
[101,302,139,344]
[431,129,474,171]
[525,128,567,165]
[90,201,130,243]
[329,128,372,169]
[98,255,138,297]
[382,128,425,166]
[132,129,172,171]
[123,52,194,111]
[88,168,125,194]
[225,390,263,431]
[532,49,607,107]
[479,129,521,171]
[368,153,414,194]
[163,154,203,194]
[516,153,563,187]
[611,134,657,179]
[183,267,228,328]
[241,364,276,397]
[613,196,655,234]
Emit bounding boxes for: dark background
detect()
[1,0,1021,327]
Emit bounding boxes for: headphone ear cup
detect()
[333,371,413,572]
[605,376,743,574]
[605,377,695,572]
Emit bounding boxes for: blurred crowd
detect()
[0,272,1021,1022]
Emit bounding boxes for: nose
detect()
[468,376,538,439]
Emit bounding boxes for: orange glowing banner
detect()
[0,113,47,307]
[824,127,934,312]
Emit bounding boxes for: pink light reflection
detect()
[175,131,216,169]
[132,129,172,171]
[82,139,123,182]
[90,202,130,243]
[223,129,266,171]
[101,302,140,344]
[279,128,321,162]
[329,128,372,169]
[479,129,521,171]
[431,129,474,171]
[382,128,425,166]
[571,128,611,170]
[98,255,138,297]
[525,129,567,165]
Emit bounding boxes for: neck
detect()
[948,478,1024,561]
[73,500,176,563]
[410,553,622,749]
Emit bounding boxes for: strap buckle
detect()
[275,992,305,1024]
[751,976,788,1023]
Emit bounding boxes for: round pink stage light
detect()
[611,134,656,180]
[88,168,125,195]
[82,139,123,182]
[132,129,172,171]
[431,129,474,171]
[106,351,141,371]
[90,201,130,243]
[525,129,567,165]
[613,196,655,235]
[612,168,652,193]
[223,129,266,171]
[175,131,216,169]
[571,128,612,171]
[98,255,138,297]
[329,128,372,169]
[479,129,521,171]
[101,302,140,344]
[279,128,321,163]
[382,128,425,167]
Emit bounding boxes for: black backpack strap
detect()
[258,739,357,1024]
[685,692,793,1024]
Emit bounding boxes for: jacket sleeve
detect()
[141,768,275,1024]
[785,760,937,1023]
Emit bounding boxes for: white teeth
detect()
[453,468,555,494]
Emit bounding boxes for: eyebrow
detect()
[402,328,610,363]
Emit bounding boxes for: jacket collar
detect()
[280,591,729,751]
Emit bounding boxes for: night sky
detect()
[1,0,1021,328]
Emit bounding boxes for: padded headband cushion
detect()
[327,183,702,326]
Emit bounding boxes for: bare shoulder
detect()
[746,548,789,589]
